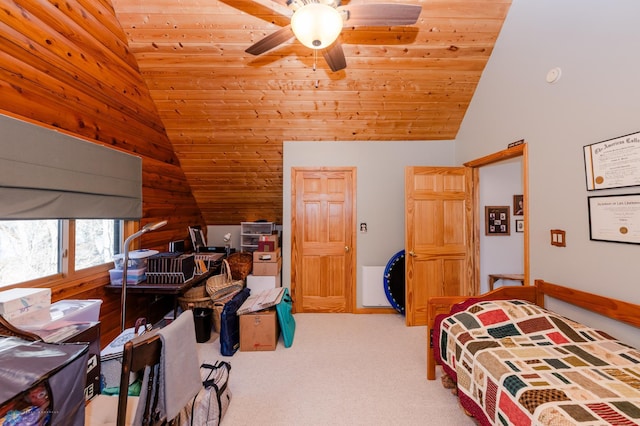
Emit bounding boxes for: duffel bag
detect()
[176,361,232,425]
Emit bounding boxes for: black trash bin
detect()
[193,307,213,343]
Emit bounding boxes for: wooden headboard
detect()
[426,279,640,380]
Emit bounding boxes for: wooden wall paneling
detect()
[111,0,512,224]
[0,0,514,340]
[0,0,204,345]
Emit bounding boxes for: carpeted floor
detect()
[196,313,475,426]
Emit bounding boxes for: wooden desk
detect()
[488,274,525,291]
[105,268,217,317]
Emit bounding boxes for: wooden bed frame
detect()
[426,279,640,380]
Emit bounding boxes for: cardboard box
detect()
[258,234,279,249]
[240,309,279,351]
[0,288,51,319]
[252,258,282,276]
[257,240,274,251]
[247,274,281,292]
[237,288,284,315]
[253,248,281,263]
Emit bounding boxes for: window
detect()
[0,220,60,286]
[0,219,122,288]
[75,219,122,270]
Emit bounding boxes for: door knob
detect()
[345,246,350,252]
[409,251,416,257]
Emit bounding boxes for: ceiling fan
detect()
[245,0,422,72]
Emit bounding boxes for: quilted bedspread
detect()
[435,299,640,425]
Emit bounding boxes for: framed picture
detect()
[587,194,640,244]
[515,219,524,233]
[513,194,523,216]
[485,206,510,236]
[584,131,640,190]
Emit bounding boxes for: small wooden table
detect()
[488,273,525,291]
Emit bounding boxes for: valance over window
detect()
[0,114,142,219]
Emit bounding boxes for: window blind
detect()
[0,114,142,219]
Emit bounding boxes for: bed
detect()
[426,279,640,425]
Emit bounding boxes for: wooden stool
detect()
[488,274,525,291]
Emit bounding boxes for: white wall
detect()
[205,225,241,250]
[283,141,455,308]
[455,0,640,343]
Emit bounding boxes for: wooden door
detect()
[291,168,356,313]
[405,167,473,326]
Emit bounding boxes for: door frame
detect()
[464,143,529,291]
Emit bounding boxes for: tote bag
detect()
[219,288,251,356]
[276,288,295,348]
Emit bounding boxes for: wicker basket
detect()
[227,252,253,280]
[178,285,214,311]
[206,260,243,299]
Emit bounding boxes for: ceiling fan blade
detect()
[321,42,347,72]
[245,25,294,55]
[341,4,422,26]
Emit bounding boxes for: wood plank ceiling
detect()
[111,0,511,225]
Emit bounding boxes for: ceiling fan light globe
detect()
[290,3,343,50]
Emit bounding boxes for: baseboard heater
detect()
[362,266,391,307]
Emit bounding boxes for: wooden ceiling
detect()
[111,0,511,225]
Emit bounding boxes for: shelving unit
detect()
[240,222,274,252]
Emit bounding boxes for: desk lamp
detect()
[120,220,167,331]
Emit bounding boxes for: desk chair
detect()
[86,331,164,426]
[87,311,204,426]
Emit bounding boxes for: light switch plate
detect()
[550,229,566,247]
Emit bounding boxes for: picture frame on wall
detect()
[513,194,523,216]
[587,194,640,244]
[485,206,510,236]
[515,219,524,233]
[584,131,640,191]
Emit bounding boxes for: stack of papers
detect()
[237,287,284,315]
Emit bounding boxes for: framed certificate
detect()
[588,194,640,244]
[584,131,640,190]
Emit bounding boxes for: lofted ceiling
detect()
[111,0,511,225]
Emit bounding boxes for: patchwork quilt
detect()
[435,299,640,425]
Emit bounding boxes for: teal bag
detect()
[276,288,295,348]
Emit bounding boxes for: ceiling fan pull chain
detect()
[313,50,319,88]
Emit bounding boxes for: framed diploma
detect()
[588,194,640,244]
[584,131,640,190]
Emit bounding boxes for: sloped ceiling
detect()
[111,0,511,225]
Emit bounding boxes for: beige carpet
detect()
[196,313,475,426]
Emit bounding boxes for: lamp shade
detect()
[290,3,343,50]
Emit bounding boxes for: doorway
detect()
[465,143,529,291]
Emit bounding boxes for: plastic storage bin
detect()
[49,299,102,323]
[18,299,103,334]
[112,249,158,270]
[109,267,146,285]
